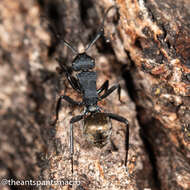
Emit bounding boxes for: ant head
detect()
[60,6,117,71]
[72,53,95,71]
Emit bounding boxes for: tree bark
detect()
[115,0,190,189]
[0,0,190,190]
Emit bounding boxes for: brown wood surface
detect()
[0,0,190,190]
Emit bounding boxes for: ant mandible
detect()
[52,6,129,173]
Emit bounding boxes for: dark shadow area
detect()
[137,108,162,190]
[38,0,67,56]
[122,50,138,102]
[79,0,94,27]
[122,65,136,102]
[121,51,161,189]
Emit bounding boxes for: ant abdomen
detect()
[83,113,112,148]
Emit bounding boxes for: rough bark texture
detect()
[0,0,190,190]
[115,0,190,189]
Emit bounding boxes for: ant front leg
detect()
[106,113,129,169]
[66,74,81,93]
[57,62,81,93]
[51,95,83,125]
[70,115,84,173]
[99,83,122,102]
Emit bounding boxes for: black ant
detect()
[52,6,129,173]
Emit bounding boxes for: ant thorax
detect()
[83,112,112,148]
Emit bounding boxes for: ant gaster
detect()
[52,6,129,173]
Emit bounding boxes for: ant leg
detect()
[52,95,83,125]
[99,84,121,102]
[65,73,81,93]
[70,115,84,173]
[67,75,81,93]
[57,62,81,93]
[106,113,129,168]
[97,80,109,94]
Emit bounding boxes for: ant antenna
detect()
[62,40,78,55]
[48,24,78,55]
[49,6,117,55]
[85,5,117,52]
